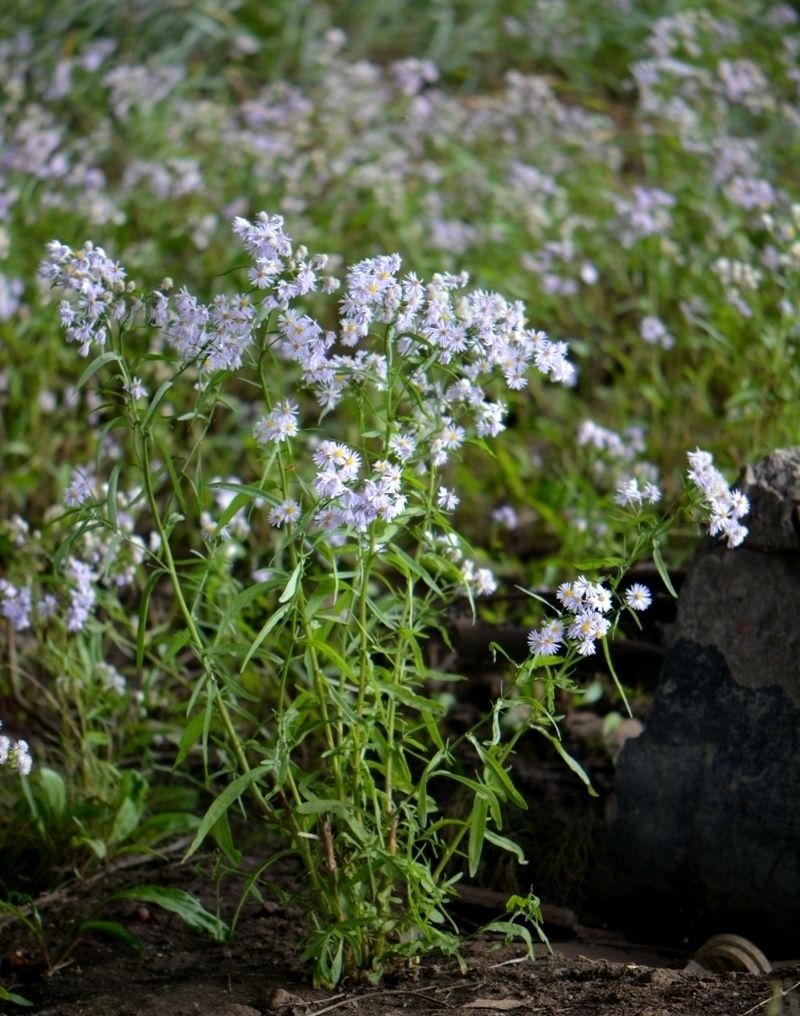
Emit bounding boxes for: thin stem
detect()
[138,429,272,819]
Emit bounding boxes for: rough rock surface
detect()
[595,448,800,953]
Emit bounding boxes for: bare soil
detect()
[5,593,794,1015]
[2,847,797,1016]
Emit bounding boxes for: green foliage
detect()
[0,0,794,990]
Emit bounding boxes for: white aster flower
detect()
[624,583,652,611]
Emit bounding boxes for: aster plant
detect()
[33,212,748,986]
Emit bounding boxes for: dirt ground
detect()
[4,605,794,1016]
[3,848,797,1016]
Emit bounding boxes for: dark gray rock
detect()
[739,446,800,552]
[595,448,800,951]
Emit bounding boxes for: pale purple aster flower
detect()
[462,560,497,596]
[268,499,301,528]
[65,558,96,631]
[64,468,95,507]
[437,487,459,511]
[624,584,652,611]
[686,449,749,547]
[568,608,610,643]
[124,377,147,400]
[475,568,497,596]
[491,505,518,530]
[615,478,644,507]
[556,581,582,612]
[0,581,32,631]
[0,723,33,774]
[527,620,564,657]
[640,316,674,350]
[586,583,612,613]
[389,433,416,461]
[253,401,299,444]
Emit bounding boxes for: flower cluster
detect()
[578,420,662,513]
[528,575,617,659]
[687,449,749,548]
[236,215,577,424]
[0,579,33,632]
[151,287,257,374]
[640,315,675,350]
[0,721,32,775]
[614,476,662,509]
[39,241,129,357]
[527,575,654,662]
[308,441,408,533]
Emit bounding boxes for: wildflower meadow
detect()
[0,0,797,1001]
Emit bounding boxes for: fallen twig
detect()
[740,978,800,1016]
[308,986,454,1014]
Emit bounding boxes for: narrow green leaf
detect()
[175,710,207,766]
[80,920,144,954]
[484,829,528,864]
[601,635,632,718]
[111,886,229,942]
[240,602,290,672]
[76,350,122,390]
[162,628,192,665]
[183,764,271,861]
[468,796,489,878]
[296,797,350,817]
[386,544,445,597]
[136,569,164,669]
[307,638,353,678]
[142,379,175,430]
[480,919,535,958]
[417,748,449,825]
[477,744,527,810]
[374,678,446,717]
[211,810,242,866]
[110,795,142,844]
[536,729,598,796]
[0,985,33,1007]
[652,539,678,598]
[153,429,190,520]
[214,579,284,644]
[279,561,303,604]
[105,462,123,530]
[36,768,67,820]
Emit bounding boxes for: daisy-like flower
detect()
[491,505,518,529]
[437,486,459,511]
[615,478,644,507]
[124,377,148,400]
[475,567,497,596]
[556,581,581,611]
[729,489,750,518]
[527,619,565,657]
[0,723,33,775]
[624,583,652,611]
[389,432,416,461]
[253,400,299,444]
[332,444,361,481]
[686,449,749,548]
[462,560,497,596]
[568,608,610,644]
[268,498,301,528]
[64,468,95,508]
[374,460,403,493]
[586,582,612,613]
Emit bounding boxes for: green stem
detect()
[139,430,272,819]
